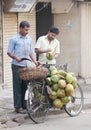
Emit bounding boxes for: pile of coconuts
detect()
[46,66,77,109]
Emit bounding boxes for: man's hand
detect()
[34,61,42,66]
[45,48,52,53]
[15,57,22,62]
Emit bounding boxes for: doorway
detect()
[36,2,54,39]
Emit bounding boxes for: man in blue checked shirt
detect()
[7,21,39,114]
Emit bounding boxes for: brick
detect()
[5,120,18,128]
[13,116,25,125]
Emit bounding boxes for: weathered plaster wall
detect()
[54,4,81,76]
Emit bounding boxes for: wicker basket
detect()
[19,65,48,81]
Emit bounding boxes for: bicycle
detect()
[19,58,84,124]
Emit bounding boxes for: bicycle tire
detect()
[26,80,49,123]
[64,83,84,117]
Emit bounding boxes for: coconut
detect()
[52,83,59,91]
[65,83,74,96]
[61,96,71,104]
[53,98,63,108]
[56,88,65,98]
[51,75,59,83]
[46,77,52,85]
[72,76,77,89]
[58,70,67,77]
[58,79,66,88]
[49,66,57,72]
[46,52,54,60]
[51,69,58,75]
[49,91,57,100]
[66,73,74,83]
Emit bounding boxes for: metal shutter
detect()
[3,13,18,87]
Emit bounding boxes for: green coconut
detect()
[51,75,59,83]
[56,88,65,98]
[66,73,74,83]
[53,98,63,108]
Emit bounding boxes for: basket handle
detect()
[21,58,32,62]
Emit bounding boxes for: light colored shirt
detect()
[7,33,34,66]
[35,35,60,64]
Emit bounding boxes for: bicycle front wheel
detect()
[26,80,49,123]
[64,83,84,117]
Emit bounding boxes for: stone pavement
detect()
[0,79,91,128]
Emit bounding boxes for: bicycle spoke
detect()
[64,83,84,116]
[26,81,49,123]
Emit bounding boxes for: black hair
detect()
[49,26,60,35]
[19,21,30,28]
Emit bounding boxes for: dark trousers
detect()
[12,64,27,109]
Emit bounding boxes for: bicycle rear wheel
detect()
[26,80,49,123]
[64,83,84,117]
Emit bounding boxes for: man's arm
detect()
[7,52,21,62]
[29,53,39,65]
[7,38,22,62]
[35,48,51,54]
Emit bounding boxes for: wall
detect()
[54,4,81,76]
[0,1,2,84]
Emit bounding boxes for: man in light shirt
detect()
[7,21,39,114]
[35,27,60,65]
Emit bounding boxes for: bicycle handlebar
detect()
[21,58,67,71]
[21,58,32,62]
